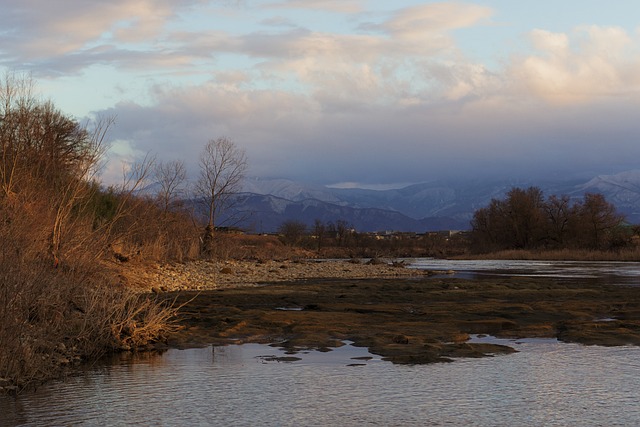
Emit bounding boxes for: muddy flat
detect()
[166,276,640,363]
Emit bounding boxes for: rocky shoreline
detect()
[126,258,640,363]
[165,272,640,364]
[5,258,640,394]
[123,259,449,292]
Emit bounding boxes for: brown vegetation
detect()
[275,220,471,258]
[470,187,632,253]
[0,74,182,393]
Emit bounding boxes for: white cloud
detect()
[101,139,148,185]
[512,26,640,104]
[0,0,197,59]
[265,0,364,14]
[381,2,493,42]
[529,29,569,53]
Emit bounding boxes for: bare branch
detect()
[195,137,247,229]
[154,159,187,213]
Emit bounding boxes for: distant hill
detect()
[218,193,466,234]
[212,170,640,233]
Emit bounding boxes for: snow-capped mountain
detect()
[221,170,640,233]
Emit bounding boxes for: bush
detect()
[0,74,179,392]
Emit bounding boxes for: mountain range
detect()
[219,170,640,233]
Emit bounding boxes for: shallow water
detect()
[3,259,640,426]
[409,258,640,285]
[2,338,640,426]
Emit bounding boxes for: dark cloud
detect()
[96,80,640,187]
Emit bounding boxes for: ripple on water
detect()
[2,339,640,426]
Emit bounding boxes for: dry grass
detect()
[0,253,178,392]
[0,189,180,392]
[207,233,313,261]
[0,75,183,393]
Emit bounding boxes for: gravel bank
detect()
[124,259,444,292]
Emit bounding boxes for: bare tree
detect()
[544,194,572,247]
[279,220,307,246]
[154,159,187,214]
[0,72,117,266]
[576,193,624,249]
[195,137,247,255]
[313,219,326,252]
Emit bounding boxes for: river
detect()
[2,259,640,426]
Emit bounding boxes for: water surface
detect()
[3,259,640,426]
[409,258,640,285]
[2,338,640,426]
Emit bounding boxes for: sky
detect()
[2,0,640,188]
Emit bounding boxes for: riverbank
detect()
[5,258,639,393]
[0,259,459,394]
[164,266,640,364]
[120,258,447,292]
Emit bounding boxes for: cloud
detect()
[0,0,201,70]
[379,2,493,42]
[511,26,640,104]
[83,7,640,186]
[265,0,364,14]
[226,4,496,109]
[4,1,640,188]
[96,72,640,188]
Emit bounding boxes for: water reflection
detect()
[3,340,640,426]
[4,259,640,426]
[409,258,640,285]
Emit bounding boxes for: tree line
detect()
[278,219,469,258]
[470,187,631,252]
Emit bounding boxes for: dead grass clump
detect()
[0,249,178,392]
[102,193,202,264]
[207,233,313,261]
[75,285,178,354]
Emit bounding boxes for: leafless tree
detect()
[0,72,117,265]
[544,194,572,247]
[195,137,247,255]
[154,159,187,214]
[313,219,326,252]
[576,193,624,249]
[279,220,307,246]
